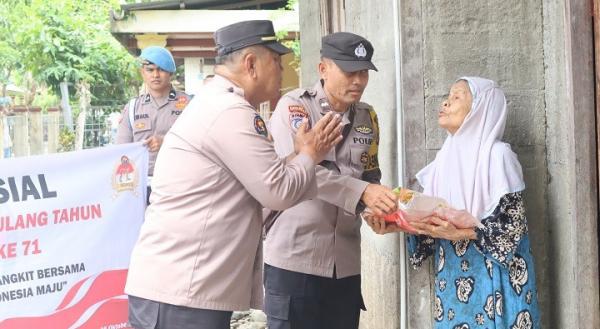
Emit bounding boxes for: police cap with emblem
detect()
[321,32,377,72]
[214,20,291,60]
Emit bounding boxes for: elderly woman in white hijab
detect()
[368,77,540,328]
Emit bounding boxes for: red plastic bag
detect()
[382,210,419,234]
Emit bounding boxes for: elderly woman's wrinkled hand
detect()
[410,216,477,241]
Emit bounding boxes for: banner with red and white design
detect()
[0,143,148,329]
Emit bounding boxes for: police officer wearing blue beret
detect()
[116,46,191,204]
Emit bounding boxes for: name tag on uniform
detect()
[353,137,373,145]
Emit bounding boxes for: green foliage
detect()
[58,127,75,152]
[285,0,298,10]
[0,0,23,95]
[275,0,300,71]
[31,88,59,111]
[1,0,139,112]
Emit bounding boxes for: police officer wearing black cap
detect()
[124,20,343,329]
[264,32,398,329]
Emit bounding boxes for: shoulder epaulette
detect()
[285,87,311,100]
[127,97,139,128]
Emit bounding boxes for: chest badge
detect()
[254,115,268,137]
[354,125,372,135]
[135,122,145,130]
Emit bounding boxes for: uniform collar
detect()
[311,81,343,163]
[142,87,177,104]
[313,80,352,125]
[168,89,177,100]
[209,74,246,98]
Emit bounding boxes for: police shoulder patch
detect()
[254,115,268,137]
[175,95,189,110]
[289,105,306,113]
[288,105,310,130]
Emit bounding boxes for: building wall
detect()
[281,52,300,95]
[392,0,554,327]
[543,1,599,328]
[298,0,321,86]
[299,0,598,328]
[299,1,403,327]
[342,2,405,329]
[415,1,550,328]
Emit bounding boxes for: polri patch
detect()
[289,105,310,130]
[354,125,372,135]
[360,151,379,170]
[360,152,369,164]
[254,115,268,137]
[175,96,188,110]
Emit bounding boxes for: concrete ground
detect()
[230,310,267,329]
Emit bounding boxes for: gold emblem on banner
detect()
[112,155,140,196]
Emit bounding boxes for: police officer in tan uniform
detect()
[116,46,191,202]
[264,32,398,329]
[125,20,343,329]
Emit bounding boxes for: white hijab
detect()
[416,77,525,219]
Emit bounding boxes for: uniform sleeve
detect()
[353,107,382,213]
[116,102,133,144]
[316,167,368,214]
[361,107,382,184]
[206,105,317,211]
[267,96,301,158]
[473,192,528,267]
[269,97,368,214]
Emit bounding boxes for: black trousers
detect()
[128,295,232,329]
[263,263,365,329]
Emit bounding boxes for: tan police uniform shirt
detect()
[124,75,318,311]
[264,80,381,278]
[116,88,190,176]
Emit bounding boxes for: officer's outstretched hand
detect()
[361,209,405,235]
[295,112,343,163]
[143,135,164,153]
[361,184,398,217]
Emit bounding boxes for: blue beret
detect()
[139,46,176,73]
